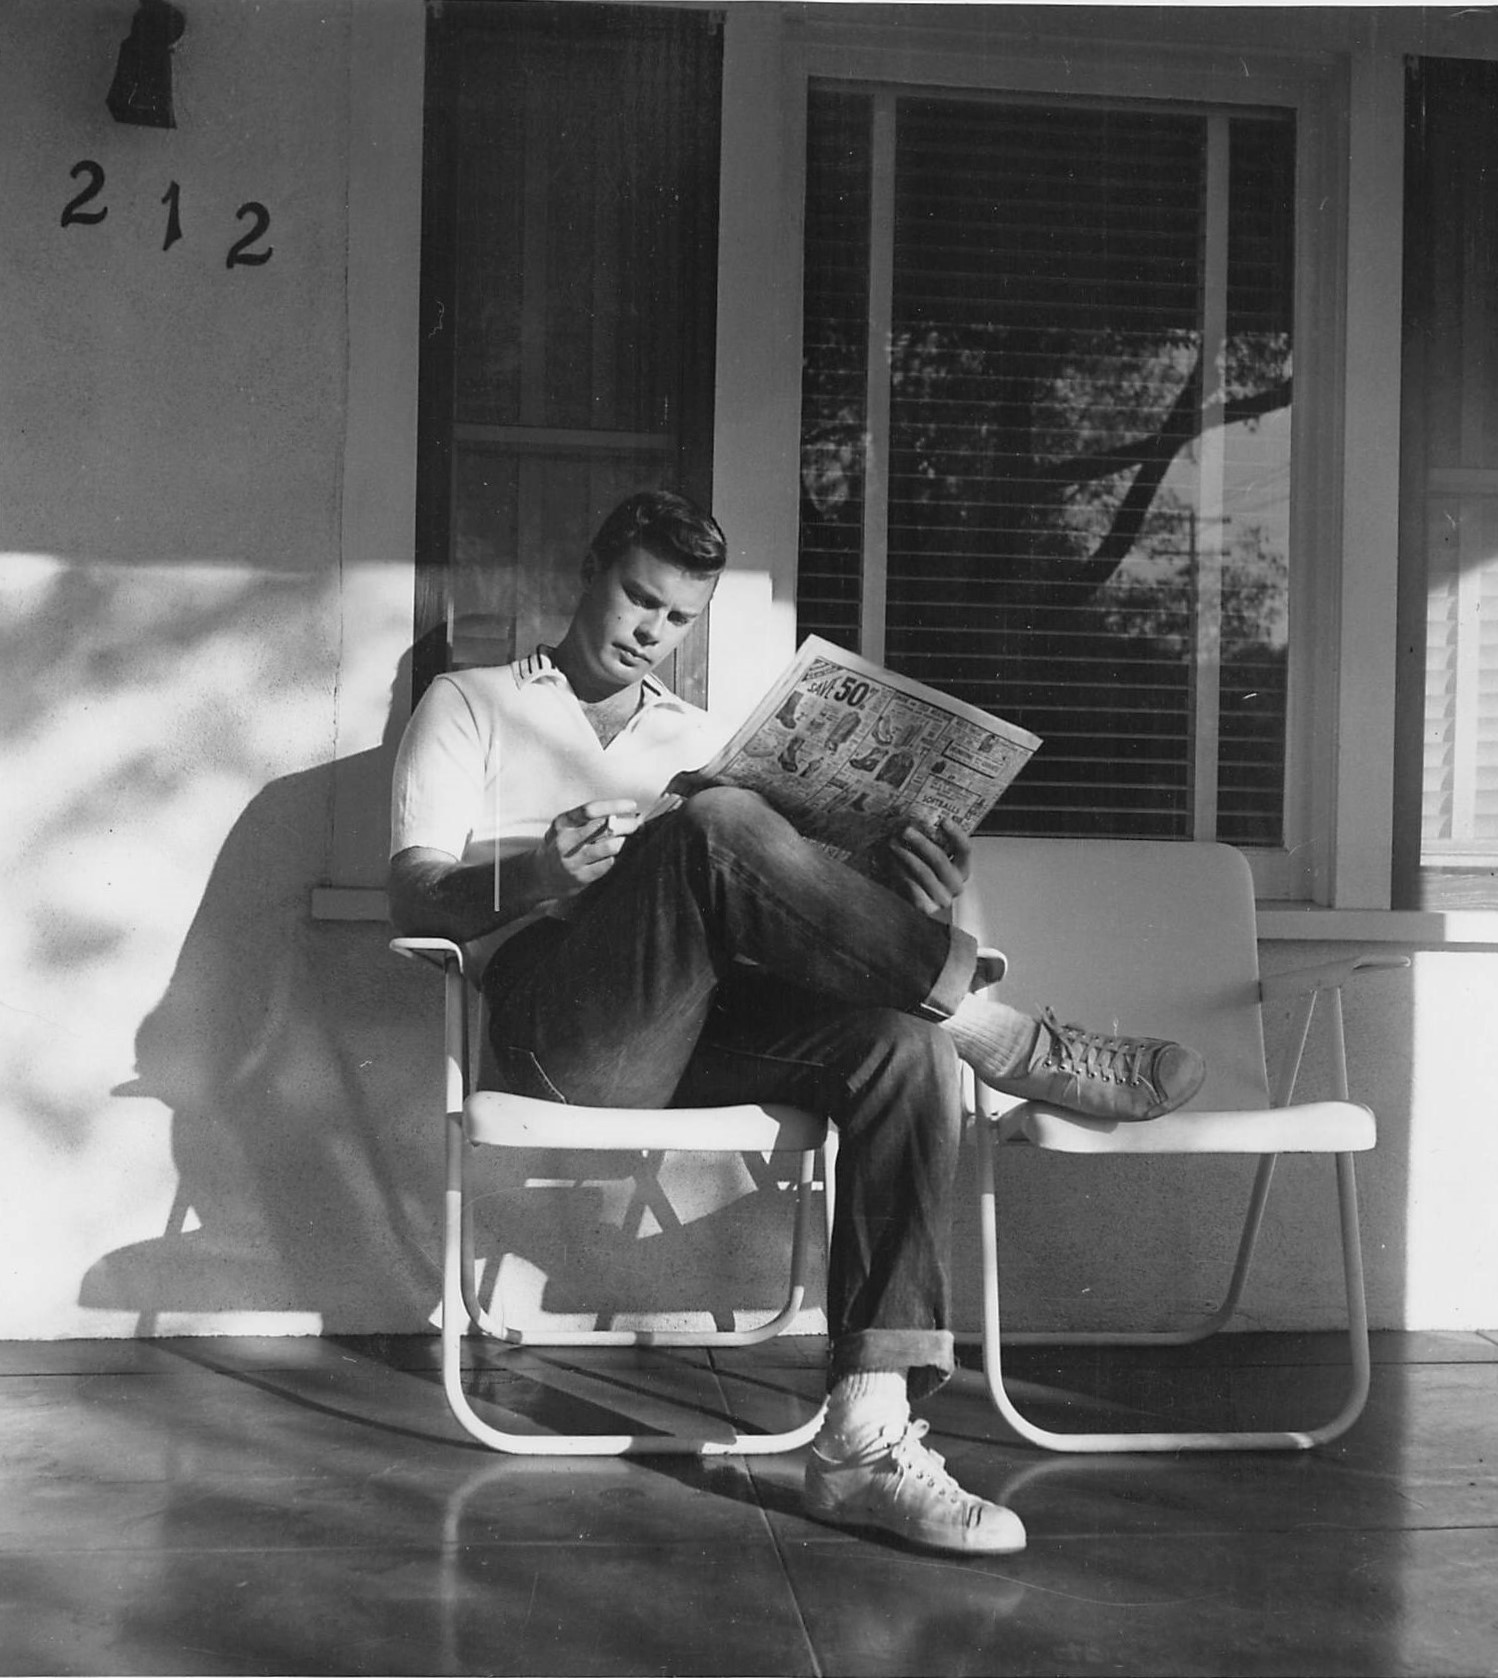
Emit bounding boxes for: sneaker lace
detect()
[1040,1008,1148,1087]
[883,1420,974,1510]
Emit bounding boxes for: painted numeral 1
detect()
[161,181,182,250]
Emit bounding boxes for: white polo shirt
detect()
[390,648,723,972]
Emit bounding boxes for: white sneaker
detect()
[804,1419,1026,1555]
[990,1010,1206,1123]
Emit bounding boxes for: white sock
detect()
[814,1371,910,1461]
[938,993,1041,1080]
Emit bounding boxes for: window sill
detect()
[310,885,1498,948]
[1257,905,1498,946]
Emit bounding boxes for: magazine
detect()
[668,636,1041,877]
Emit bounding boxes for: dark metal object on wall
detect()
[107,0,187,129]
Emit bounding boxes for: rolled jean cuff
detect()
[829,1329,955,1402]
[921,925,978,1019]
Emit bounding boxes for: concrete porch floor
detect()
[2,1330,1496,1676]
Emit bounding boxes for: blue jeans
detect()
[481,787,980,1396]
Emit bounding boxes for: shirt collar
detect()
[517,646,689,712]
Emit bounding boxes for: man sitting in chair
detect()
[389,489,1205,1557]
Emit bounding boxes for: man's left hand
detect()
[885,815,970,915]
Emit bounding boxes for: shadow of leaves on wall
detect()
[80,644,441,1330]
[80,631,826,1338]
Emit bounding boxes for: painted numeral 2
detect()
[61,162,273,268]
[61,160,107,226]
[226,202,273,268]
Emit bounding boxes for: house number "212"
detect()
[61,161,273,268]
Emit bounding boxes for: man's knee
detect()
[675,785,799,862]
[679,784,774,835]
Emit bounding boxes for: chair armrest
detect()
[1259,952,1409,1002]
[390,935,468,976]
[1263,953,1407,1108]
[390,937,473,1107]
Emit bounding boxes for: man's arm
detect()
[388,798,642,943]
[388,846,539,944]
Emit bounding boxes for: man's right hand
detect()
[536,798,641,898]
[389,798,642,944]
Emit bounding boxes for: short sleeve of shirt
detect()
[389,674,488,860]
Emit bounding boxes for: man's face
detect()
[565,544,718,695]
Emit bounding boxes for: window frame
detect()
[739,17,1385,909]
[798,79,1304,868]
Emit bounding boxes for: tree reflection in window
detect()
[798,90,1294,846]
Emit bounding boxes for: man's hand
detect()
[534,798,641,899]
[884,815,971,916]
[389,798,643,945]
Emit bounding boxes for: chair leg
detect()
[970,1118,1373,1452]
[437,1132,829,1455]
[1321,1150,1373,1444]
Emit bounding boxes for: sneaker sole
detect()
[804,1495,1027,1557]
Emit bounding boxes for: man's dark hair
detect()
[588,489,727,577]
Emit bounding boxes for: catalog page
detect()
[697,637,1041,873]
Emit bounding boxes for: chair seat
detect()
[463,1090,828,1154]
[1006,1099,1376,1156]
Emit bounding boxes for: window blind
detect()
[1422,496,1498,853]
[799,89,875,653]
[798,88,1294,845]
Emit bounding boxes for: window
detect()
[414,2,721,703]
[797,86,1296,850]
[1400,57,1498,908]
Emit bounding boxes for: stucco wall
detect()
[0,0,428,1335]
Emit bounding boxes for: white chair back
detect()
[960,838,1271,1113]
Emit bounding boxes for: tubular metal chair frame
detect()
[392,935,831,1456]
[396,840,1405,1460]
[957,839,1408,1455]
